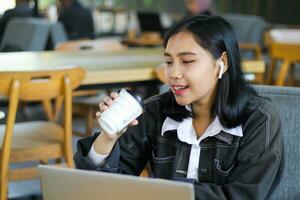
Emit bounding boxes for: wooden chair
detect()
[238,43,264,84]
[242,60,266,84]
[265,29,300,86]
[0,67,85,200]
[239,43,262,59]
[267,42,300,86]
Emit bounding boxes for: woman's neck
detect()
[191,100,215,138]
[191,95,214,119]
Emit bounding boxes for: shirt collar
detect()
[161,115,243,145]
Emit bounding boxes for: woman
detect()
[74,15,283,200]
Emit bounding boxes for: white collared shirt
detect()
[161,115,243,181]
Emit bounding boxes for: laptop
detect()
[137,12,164,35]
[38,165,194,200]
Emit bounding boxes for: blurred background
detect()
[1,0,299,41]
[2,0,300,24]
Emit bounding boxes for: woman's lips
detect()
[172,85,189,95]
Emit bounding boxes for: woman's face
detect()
[164,31,220,107]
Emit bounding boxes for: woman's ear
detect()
[220,52,229,73]
[218,52,228,79]
[218,60,225,79]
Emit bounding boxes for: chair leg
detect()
[255,73,264,84]
[276,60,291,86]
[0,175,8,200]
[42,100,55,121]
[72,105,96,137]
[64,133,74,168]
[288,63,295,86]
[86,107,95,137]
[0,132,11,200]
[267,59,276,84]
[55,96,64,122]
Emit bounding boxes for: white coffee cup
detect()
[98,89,144,136]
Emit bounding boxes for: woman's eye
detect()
[182,60,195,64]
[165,61,172,65]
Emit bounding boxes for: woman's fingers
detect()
[95,111,101,119]
[103,96,114,106]
[99,102,108,112]
[110,91,119,100]
[99,92,118,112]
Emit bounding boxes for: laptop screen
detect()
[137,12,164,34]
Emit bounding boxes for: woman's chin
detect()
[174,96,191,106]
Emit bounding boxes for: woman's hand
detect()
[93,91,139,155]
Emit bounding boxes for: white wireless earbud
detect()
[218,60,225,79]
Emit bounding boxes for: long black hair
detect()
[162,15,257,128]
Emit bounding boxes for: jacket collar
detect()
[161,115,243,145]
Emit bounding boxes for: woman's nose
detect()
[169,64,183,79]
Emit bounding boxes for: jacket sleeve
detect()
[193,106,284,200]
[74,114,150,175]
[74,131,120,173]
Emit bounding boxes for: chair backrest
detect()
[0,67,85,135]
[0,18,50,52]
[254,85,300,200]
[222,14,268,45]
[0,67,85,101]
[270,42,300,61]
[48,22,68,49]
[222,14,269,59]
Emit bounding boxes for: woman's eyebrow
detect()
[164,52,171,57]
[177,52,197,56]
[164,52,197,57]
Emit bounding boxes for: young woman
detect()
[74,15,283,200]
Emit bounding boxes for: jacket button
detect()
[200,168,208,174]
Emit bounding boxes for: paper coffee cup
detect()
[98,89,144,136]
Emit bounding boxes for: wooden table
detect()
[0,48,163,86]
[0,47,265,86]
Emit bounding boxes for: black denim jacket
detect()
[74,92,283,200]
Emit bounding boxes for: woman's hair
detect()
[162,15,257,128]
